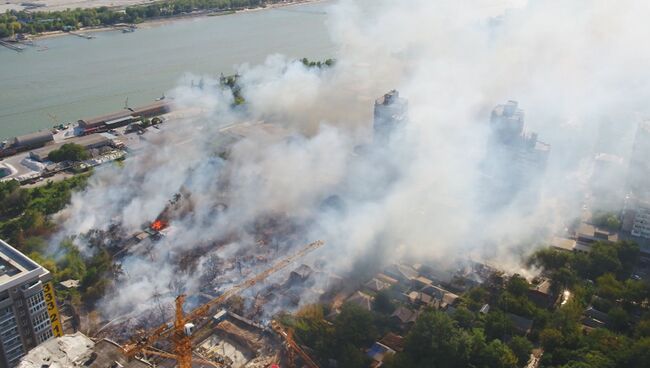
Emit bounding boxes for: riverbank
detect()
[0,0,335,139]
[27,0,322,41]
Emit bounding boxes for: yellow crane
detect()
[122,240,325,368]
[270,320,320,368]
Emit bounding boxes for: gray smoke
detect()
[53,0,650,320]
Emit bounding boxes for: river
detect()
[0,1,336,140]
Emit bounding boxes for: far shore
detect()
[29,0,323,41]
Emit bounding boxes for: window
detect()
[27,293,46,315]
[1,326,18,340]
[0,306,13,316]
[37,329,53,344]
[32,312,50,333]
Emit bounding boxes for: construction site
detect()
[17,89,460,368]
[81,179,337,368]
[20,236,332,368]
[10,84,408,368]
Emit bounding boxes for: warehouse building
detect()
[0,239,59,367]
[77,101,170,134]
[11,131,54,150]
[29,135,113,162]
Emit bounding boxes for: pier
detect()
[68,31,95,39]
[0,40,25,52]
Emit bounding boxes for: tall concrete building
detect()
[483,100,550,206]
[626,120,650,195]
[622,196,650,240]
[621,121,650,243]
[373,90,408,142]
[0,239,60,367]
[591,153,626,211]
[489,100,525,146]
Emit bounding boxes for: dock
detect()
[0,40,24,52]
[68,31,95,39]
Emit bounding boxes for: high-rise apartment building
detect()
[482,100,550,207]
[373,90,408,142]
[621,121,650,242]
[626,121,650,196]
[0,239,60,367]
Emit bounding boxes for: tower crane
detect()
[270,320,319,368]
[122,240,325,368]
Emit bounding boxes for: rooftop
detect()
[12,130,54,146]
[391,306,418,324]
[30,134,112,160]
[79,110,132,128]
[365,278,390,292]
[551,237,577,252]
[0,239,49,291]
[375,90,401,106]
[379,333,405,352]
[577,222,618,243]
[17,332,94,368]
[492,100,524,119]
[367,342,395,364]
[346,291,374,311]
[17,332,151,368]
[507,313,534,335]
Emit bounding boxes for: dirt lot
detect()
[2,0,156,12]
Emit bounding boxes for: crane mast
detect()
[270,320,320,368]
[122,240,324,368]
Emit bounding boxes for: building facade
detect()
[626,120,650,195]
[621,121,650,241]
[373,90,408,142]
[482,100,550,207]
[622,195,650,240]
[0,240,59,368]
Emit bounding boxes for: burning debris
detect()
[150,219,167,232]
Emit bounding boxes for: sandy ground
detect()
[13,0,321,40]
[2,0,158,12]
[2,0,317,12]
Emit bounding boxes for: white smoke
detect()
[52,0,650,321]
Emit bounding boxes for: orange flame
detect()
[151,219,167,231]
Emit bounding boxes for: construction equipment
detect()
[123,240,324,368]
[270,320,319,368]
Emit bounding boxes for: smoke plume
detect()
[53,0,650,321]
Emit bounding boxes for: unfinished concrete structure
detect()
[17,332,151,368]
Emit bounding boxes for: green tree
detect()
[596,273,624,301]
[481,339,518,368]
[334,303,378,348]
[540,328,563,352]
[485,311,514,340]
[373,290,396,314]
[452,306,476,329]
[48,143,90,162]
[508,336,533,366]
[506,274,530,297]
[616,241,640,274]
[607,306,630,332]
[626,337,650,367]
[338,343,369,368]
[398,310,472,368]
[550,267,578,294]
[589,243,622,278]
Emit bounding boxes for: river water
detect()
[0,1,336,139]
